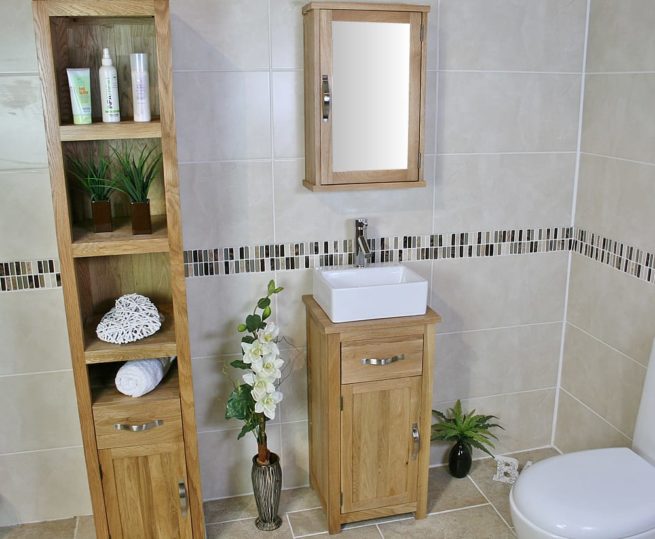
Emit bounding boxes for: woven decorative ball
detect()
[96,293,162,345]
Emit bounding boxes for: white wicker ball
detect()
[96,293,162,345]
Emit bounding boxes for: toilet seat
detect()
[511,447,655,539]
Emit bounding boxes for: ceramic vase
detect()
[251,452,282,531]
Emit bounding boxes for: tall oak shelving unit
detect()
[32,1,205,537]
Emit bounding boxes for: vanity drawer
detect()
[93,398,183,450]
[341,335,424,384]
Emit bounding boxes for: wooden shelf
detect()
[91,366,179,406]
[84,303,177,364]
[60,119,162,142]
[72,215,169,258]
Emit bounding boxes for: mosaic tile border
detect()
[0,258,61,292]
[1,227,654,292]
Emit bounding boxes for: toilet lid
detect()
[512,448,655,539]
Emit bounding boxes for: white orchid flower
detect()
[257,323,279,344]
[252,354,284,380]
[241,339,266,364]
[243,372,276,400]
[254,391,283,420]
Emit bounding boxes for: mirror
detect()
[331,21,411,172]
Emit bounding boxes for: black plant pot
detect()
[448,441,472,478]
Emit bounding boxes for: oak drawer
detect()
[341,335,424,384]
[93,398,183,450]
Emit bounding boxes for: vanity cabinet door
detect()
[340,377,422,513]
[98,442,193,539]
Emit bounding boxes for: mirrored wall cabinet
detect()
[303,2,430,192]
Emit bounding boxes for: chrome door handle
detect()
[361,354,405,366]
[411,423,420,460]
[178,480,188,517]
[114,419,163,432]
[321,75,331,122]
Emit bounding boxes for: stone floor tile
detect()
[204,494,258,525]
[427,466,487,514]
[279,486,322,513]
[206,517,293,538]
[378,505,513,538]
[287,507,328,536]
[74,516,95,539]
[469,447,559,525]
[0,519,76,539]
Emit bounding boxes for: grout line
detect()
[0,444,83,457]
[73,516,79,539]
[286,512,295,538]
[178,157,273,165]
[0,71,40,77]
[467,476,514,530]
[552,444,564,454]
[433,386,556,407]
[585,70,655,75]
[0,368,73,378]
[437,320,563,336]
[429,0,442,297]
[566,321,647,369]
[580,151,655,168]
[438,69,581,75]
[436,150,577,156]
[172,67,303,74]
[427,502,490,517]
[559,387,633,441]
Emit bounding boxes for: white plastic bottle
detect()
[99,48,120,123]
[130,53,151,122]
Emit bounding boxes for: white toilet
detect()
[510,338,655,539]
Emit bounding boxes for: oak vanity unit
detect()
[303,296,441,534]
[302,2,430,191]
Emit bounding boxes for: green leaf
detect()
[241,335,255,344]
[262,305,272,320]
[246,314,262,333]
[237,421,257,440]
[267,280,276,295]
[257,297,271,309]
[237,323,247,332]
[274,287,284,294]
[225,384,255,421]
[230,359,250,370]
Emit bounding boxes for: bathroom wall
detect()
[0,0,92,526]
[555,0,655,452]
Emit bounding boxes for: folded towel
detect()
[115,356,175,397]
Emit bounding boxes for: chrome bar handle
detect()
[361,354,405,366]
[411,423,420,460]
[114,419,163,432]
[321,75,331,122]
[178,480,189,517]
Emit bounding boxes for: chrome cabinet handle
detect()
[411,423,420,460]
[321,75,331,122]
[113,419,163,432]
[178,480,188,517]
[361,354,405,366]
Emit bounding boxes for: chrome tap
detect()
[354,218,372,267]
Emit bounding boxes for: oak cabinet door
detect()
[341,377,422,513]
[99,442,193,539]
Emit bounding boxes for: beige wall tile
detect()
[280,421,309,489]
[272,71,304,159]
[0,0,38,73]
[576,154,655,253]
[434,153,575,231]
[180,161,274,249]
[198,424,281,500]
[187,271,276,357]
[424,71,438,156]
[174,71,271,162]
[0,371,82,454]
[439,0,587,72]
[0,76,47,170]
[275,268,312,349]
[277,347,307,424]
[582,74,655,163]
[171,0,269,71]
[555,390,631,453]
[562,324,646,437]
[587,0,655,73]
[567,254,655,366]
[0,170,58,260]
[273,159,434,244]
[437,72,581,154]
[431,252,568,333]
[435,322,562,402]
[270,0,305,70]
[0,289,71,376]
[0,447,91,527]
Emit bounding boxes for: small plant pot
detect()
[130,200,152,235]
[251,452,282,531]
[91,200,112,233]
[448,441,472,478]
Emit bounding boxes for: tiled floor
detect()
[0,447,558,539]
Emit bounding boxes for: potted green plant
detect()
[225,280,285,531]
[111,144,162,235]
[68,152,114,233]
[431,400,503,478]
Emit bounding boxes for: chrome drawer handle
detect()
[114,419,163,432]
[411,423,420,460]
[321,75,331,122]
[178,480,188,517]
[361,354,405,366]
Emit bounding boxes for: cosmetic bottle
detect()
[99,48,120,123]
[130,53,151,122]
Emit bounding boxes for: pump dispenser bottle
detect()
[99,48,120,123]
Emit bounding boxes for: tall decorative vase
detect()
[251,452,282,531]
[448,441,472,478]
[130,199,152,235]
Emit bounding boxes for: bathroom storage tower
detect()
[32,1,205,537]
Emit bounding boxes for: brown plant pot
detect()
[130,200,152,235]
[91,200,112,233]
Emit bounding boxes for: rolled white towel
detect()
[115,356,175,397]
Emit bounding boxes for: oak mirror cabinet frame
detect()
[302,2,430,192]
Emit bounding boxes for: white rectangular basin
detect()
[313,265,428,323]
